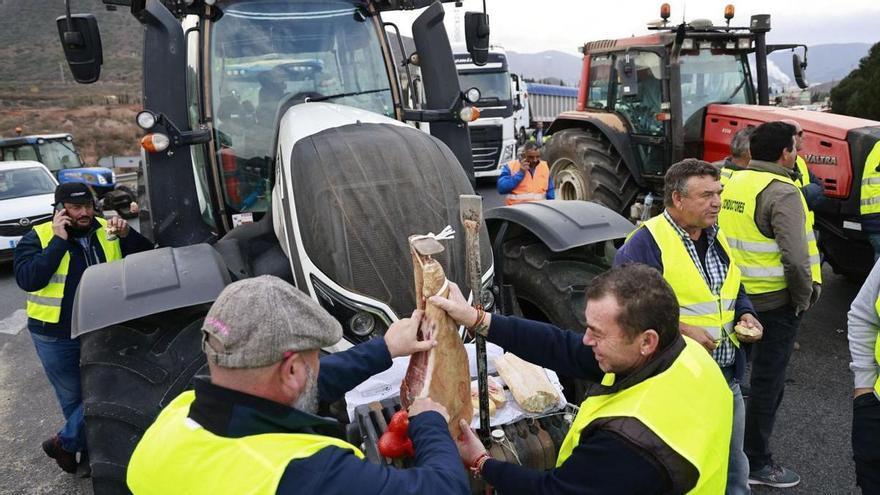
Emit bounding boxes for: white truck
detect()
[454,45,526,178]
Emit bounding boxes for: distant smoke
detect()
[766,60,792,86]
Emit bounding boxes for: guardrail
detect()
[115,172,138,190]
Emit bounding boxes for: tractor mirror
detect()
[792,53,808,89]
[618,59,639,98]
[56,14,103,84]
[465,12,490,66]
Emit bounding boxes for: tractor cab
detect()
[0,133,85,174]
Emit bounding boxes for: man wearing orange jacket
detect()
[497,143,555,205]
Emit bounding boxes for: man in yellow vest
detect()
[614,159,763,494]
[781,119,825,228]
[13,182,152,474]
[127,275,469,495]
[497,143,555,205]
[859,140,880,261]
[431,264,733,494]
[719,127,754,186]
[719,121,822,488]
[848,258,880,493]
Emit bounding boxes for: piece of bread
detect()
[734,324,762,338]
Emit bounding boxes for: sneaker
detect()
[748,463,801,488]
[41,435,78,474]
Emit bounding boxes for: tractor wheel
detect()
[502,238,608,403]
[543,128,638,214]
[80,305,210,494]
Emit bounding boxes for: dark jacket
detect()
[480,315,679,495]
[613,225,755,380]
[184,339,468,495]
[13,218,153,338]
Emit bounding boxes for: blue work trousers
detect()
[30,332,86,453]
[722,365,751,495]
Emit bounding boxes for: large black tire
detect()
[502,238,609,403]
[80,305,210,494]
[543,128,638,214]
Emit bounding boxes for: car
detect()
[0,160,58,263]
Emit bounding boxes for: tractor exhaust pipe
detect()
[750,14,771,106]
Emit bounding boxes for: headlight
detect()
[349,312,376,337]
[97,174,108,185]
[465,87,481,104]
[136,111,157,130]
[111,171,117,184]
[738,38,752,50]
[311,276,391,344]
[499,143,515,164]
[681,38,694,50]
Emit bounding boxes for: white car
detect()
[0,161,58,263]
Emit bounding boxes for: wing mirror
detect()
[792,52,808,89]
[56,14,103,84]
[465,12,490,66]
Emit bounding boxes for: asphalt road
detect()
[0,193,867,494]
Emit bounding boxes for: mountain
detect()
[766,43,871,90]
[506,50,582,86]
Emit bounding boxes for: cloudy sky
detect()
[384,0,880,55]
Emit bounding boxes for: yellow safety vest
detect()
[874,295,880,396]
[557,338,732,494]
[640,215,742,346]
[719,167,735,187]
[794,155,816,230]
[719,169,821,295]
[860,141,880,216]
[506,160,551,205]
[128,390,365,495]
[26,218,122,324]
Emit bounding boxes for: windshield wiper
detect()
[723,77,748,104]
[307,88,390,103]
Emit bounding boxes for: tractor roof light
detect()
[724,4,735,21]
[738,37,752,49]
[136,111,158,130]
[660,3,671,21]
[459,106,481,123]
[141,133,170,153]
[681,38,695,50]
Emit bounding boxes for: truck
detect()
[453,45,525,178]
[56,0,632,492]
[543,4,880,278]
[0,133,135,216]
[525,82,578,127]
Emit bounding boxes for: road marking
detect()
[0,310,27,335]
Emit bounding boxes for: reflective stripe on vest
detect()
[127,391,365,495]
[26,218,123,324]
[719,167,734,187]
[556,338,732,494]
[794,155,816,231]
[719,169,821,295]
[860,141,880,216]
[641,215,742,345]
[506,160,550,206]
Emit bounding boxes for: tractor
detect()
[56,0,632,492]
[543,3,880,280]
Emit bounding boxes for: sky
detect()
[383,0,880,56]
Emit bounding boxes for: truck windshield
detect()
[679,51,751,124]
[458,71,511,103]
[210,0,394,212]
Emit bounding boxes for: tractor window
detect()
[613,52,664,137]
[586,55,612,109]
[209,0,394,213]
[184,15,217,229]
[679,51,750,124]
[1,144,39,162]
[36,140,82,173]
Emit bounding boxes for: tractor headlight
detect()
[97,174,108,185]
[738,38,752,50]
[311,277,391,344]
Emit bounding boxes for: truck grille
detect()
[468,125,503,172]
[0,213,52,237]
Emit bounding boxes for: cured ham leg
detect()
[400,234,472,439]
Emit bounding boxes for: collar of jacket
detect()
[187,377,343,439]
[747,159,799,181]
[584,333,686,398]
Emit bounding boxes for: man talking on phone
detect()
[497,142,555,205]
[13,182,153,475]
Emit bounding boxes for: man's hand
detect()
[52,209,70,240]
[384,309,436,358]
[735,313,763,344]
[855,388,875,399]
[455,419,488,468]
[428,282,482,328]
[106,215,130,238]
[680,322,716,352]
[408,397,450,422]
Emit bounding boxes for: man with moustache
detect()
[14,182,153,474]
[127,275,469,495]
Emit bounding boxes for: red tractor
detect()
[544,4,880,279]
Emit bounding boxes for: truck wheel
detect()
[544,128,637,214]
[502,239,608,403]
[80,305,209,494]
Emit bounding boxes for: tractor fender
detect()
[486,200,634,253]
[71,244,231,338]
[548,111,647,188]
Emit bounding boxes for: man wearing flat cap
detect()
[127,275,469,495]
[14,182,153,475]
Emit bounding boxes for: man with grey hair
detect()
[127,275,469,495]
[615,158,762,494]
[720,127,755,185]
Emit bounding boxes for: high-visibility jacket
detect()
[26,217,121,324]
[795,155,816,230]
[127,390,365,495]
[505,160,551,205]
[860,141,880,216]
[556,338,732,494]
[874,295,880,396]
[640,215,742,345]
[719,169,821,295]
[720,167,735,187]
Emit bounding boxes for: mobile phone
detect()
[55,202,65,213]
